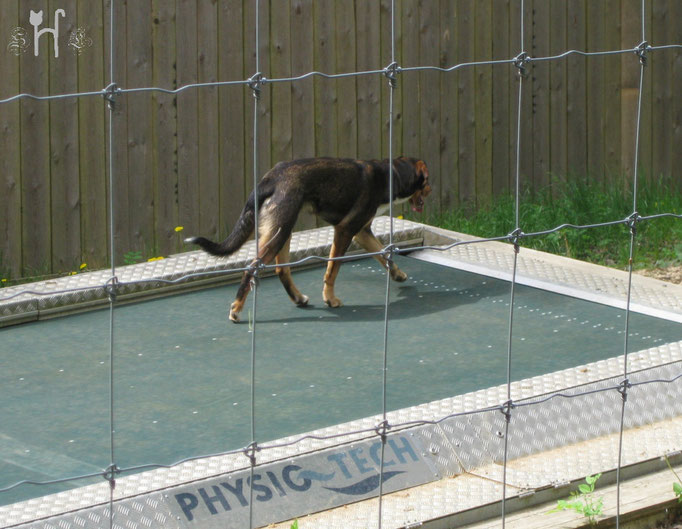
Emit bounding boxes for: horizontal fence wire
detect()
[1,1,681,528]
[1,46,681,105]
[4,366,682,495]
[3,211,682,304]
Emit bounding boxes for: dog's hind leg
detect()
[275,237,309,307]
[322,227,354,308]
[353,225,407,282]
[228,224,292,323]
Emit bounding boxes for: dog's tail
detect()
[185,186,273,257]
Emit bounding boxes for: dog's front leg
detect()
[323,228,353,307]
[354,226,407,282]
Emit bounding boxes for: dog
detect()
[185,156,431,323]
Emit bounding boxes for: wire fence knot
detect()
[383,62,401,88]
[382,243,398,267]
[508,228,524,253]
[635,41,651,65]
[243,441,260,466]
[501,400,514,422]
[375,420,391,439]
[618,378,632,402]
[102,83,121,110]
[248,72,266,99]
[103,464,120,490]
[104,276,119,303]
[248,258,265,289]
[513,52,531,78]
[625,212,640,235]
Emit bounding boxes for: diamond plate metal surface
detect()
[4,344,682,528]
[0,218,423,327]
[4,223,682,529]
[434,238,682,316]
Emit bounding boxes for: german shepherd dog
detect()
[186,157,431,323]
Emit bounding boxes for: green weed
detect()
[123,250,143,265]
[548,473,604,526]
[664,455,682,503]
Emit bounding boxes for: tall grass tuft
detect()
[419,176,682,270]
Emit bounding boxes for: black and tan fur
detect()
[186,156,431,323]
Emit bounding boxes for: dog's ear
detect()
[415,160,429,185]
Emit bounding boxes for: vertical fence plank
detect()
[290,0,314,159]
[49,0,80,272]
[566,0,587,178]
[197,0,220,239]
[244,0,271,197]
[78,0,106,270]
[549,0,567,182]
[457,0,475,206]
[650,0,671,181]
[176,0,199,239]
[602,0,621,178]
[531,0,550,191]
[313,0,337,158]
[0,2,21,277]
[290,1,316,229]
[151,0,178,256]
[400,0,420,163]
[356,1,381,161]
[258,1,271,182]
[391,0,403,160]
[126,0,154,256]
[586,0,605,180]
[270,0,292,164]
[335,1,357,159]
[379,0,392,159]
[491,0,511,197]
[620,0,639,182]
[419,0,442,208]
[671,0,682,188]
[104,0,129,265]
[243,0,257,205]
[20,0,51,275]
[518,0,534,191]
[474,0,493,203]
[218,0,246,235]
[637,0,653,181]
[439,0,459,209]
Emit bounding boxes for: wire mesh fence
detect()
[1,1,682,528]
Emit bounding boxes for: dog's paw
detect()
[296,295,310,307]
[229,302,241,323]
[391,269,408,282]
[324,297,343,308]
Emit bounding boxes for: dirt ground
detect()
[636,265,682,285]
[657,512,682,529]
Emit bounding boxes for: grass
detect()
[418,176,682,271]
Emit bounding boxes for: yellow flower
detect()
[148,256,165,262]
[397,215,404,220]
[1,278,7,283]
[175,226,184,232]
[79,263,87,270]
[69,271,77,276]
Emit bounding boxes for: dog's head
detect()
[406,159,431,213]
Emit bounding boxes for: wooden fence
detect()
[0,0,680,278]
